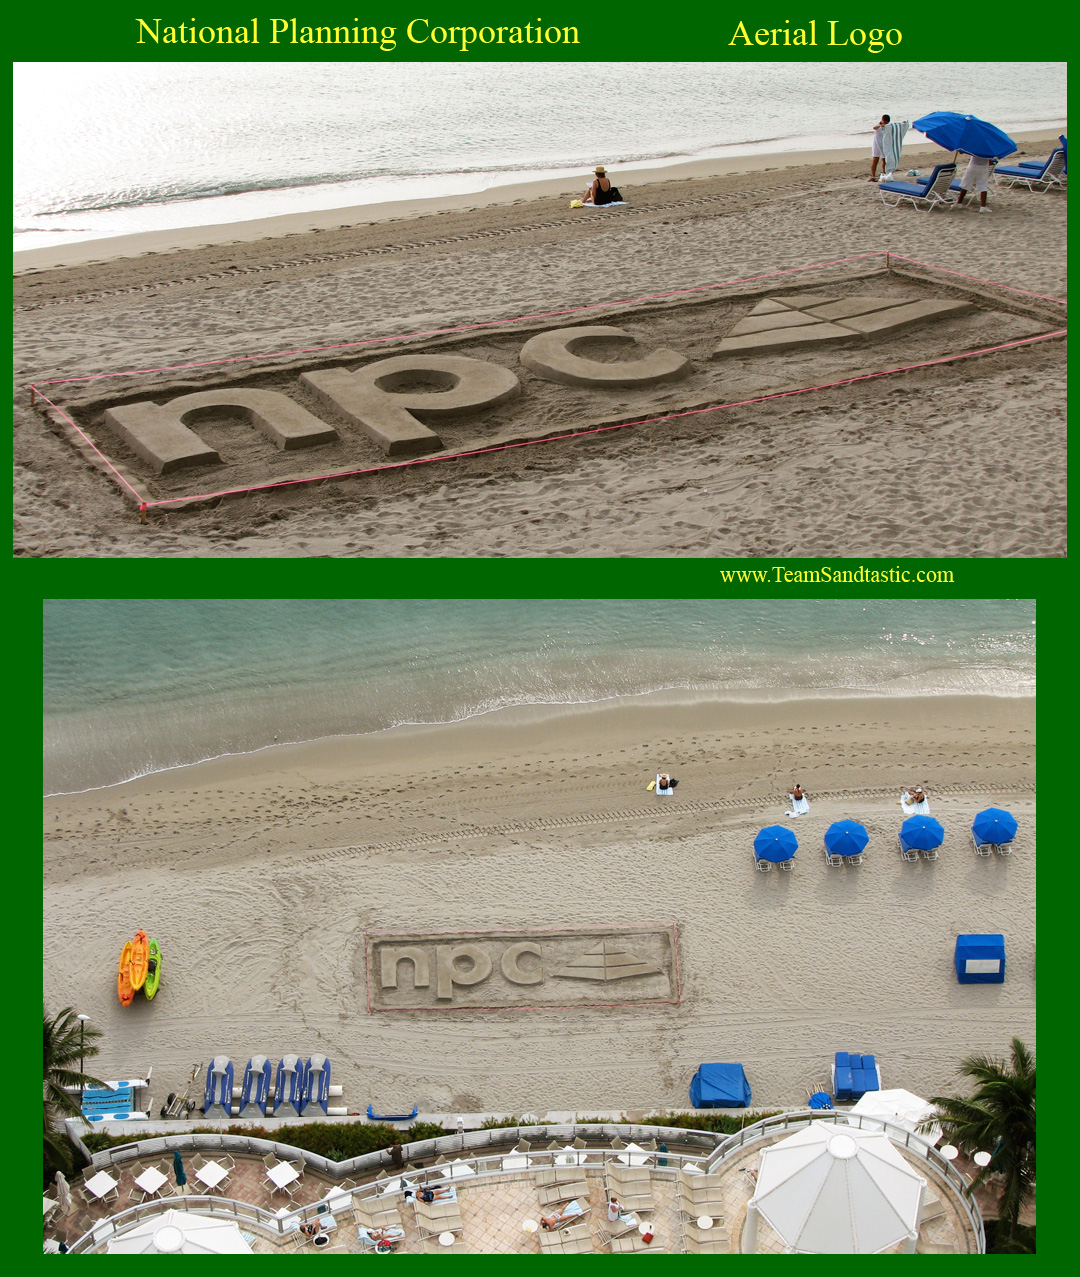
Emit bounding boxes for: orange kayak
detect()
[118,941,135,1006]
[130,930,149,991]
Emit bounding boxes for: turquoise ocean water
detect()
[43,599,1035,795]
[15,62,1065,251]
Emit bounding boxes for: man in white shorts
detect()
[953,152,993,212]
[870,115,890,180]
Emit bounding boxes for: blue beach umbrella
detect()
[912,111,1018,160]
[900,815,945,850]
[173,1148,187,1189]
[972,807,1018,844]
[754,825,798,863]
[824,820,870,857]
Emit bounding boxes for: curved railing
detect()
[78,1120,727,1179]
[703,1109,986,1253]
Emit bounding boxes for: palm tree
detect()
[922,1037,1035,1242]
[44,1005,106,1173]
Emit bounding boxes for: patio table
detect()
[134,1166,170,1196]
[266,1162,300,1191]
[614,1142,652,1167]
[84,1170,119,1201]
[43,1196,59,1218]
[195,1160,230,1190]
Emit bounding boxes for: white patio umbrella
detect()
[106,1208,253,1253]
[54,1169,73,1211]
[850,1088,943,1145]
[743,1122,926,1253]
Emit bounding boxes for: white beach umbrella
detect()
[105,1208,253,1253]
[850,1088,943,1145]
[744,1122,925,1253]
[54,1169,73,1211]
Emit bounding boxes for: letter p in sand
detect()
[435,943,493,1000]
[302,355,521,456]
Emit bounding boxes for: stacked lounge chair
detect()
[675,1167,730,1253]
[413,1194,465,1240]
[534,1165,589,1209]
[539,1221,594,1254]
[604,1162,656,1213]
[833,1051,880,1101]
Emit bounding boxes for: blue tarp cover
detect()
[955,933,1006,983]
[690,1063,752,1108]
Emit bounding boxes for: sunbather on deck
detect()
[541,1199,586,1229]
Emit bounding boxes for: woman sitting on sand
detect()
[583,166,624,206]
[900,784,930,815]
[540,1199,586,1229]
[787,784,810,816]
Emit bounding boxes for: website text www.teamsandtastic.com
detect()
[716,564,956,586]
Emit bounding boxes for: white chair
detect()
[755,857,771,872]
[824,846,843,867]
[846,853,863,866]
[778,858,794,872]
[898,837,919,862]
[921,846,939,861]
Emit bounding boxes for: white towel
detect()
[787,795,810,816]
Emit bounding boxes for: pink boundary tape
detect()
[28,251,1065,514]
[364,922,682,1013]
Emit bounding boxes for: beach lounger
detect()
[609,1232,667,1254]
[537,1179,589,1208]
[824,844,843,867]
[995,142,1066,191]
[920,845,939,861]
[596,1216,638,1246]
[539,1221,594,1253]
[682,1221,730,1251]
[535,1166,585,1187]
[845,852,864,866]
[897,835,920,862]
[971,830,993,856]
[353,1199,403,1228]
[421,1238,475,1254]
[415,1204,465,1238]
[878,163,957,211]
[755,855,771,872]
[778,856,794,871]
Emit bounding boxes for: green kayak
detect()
[143,938,162,1000]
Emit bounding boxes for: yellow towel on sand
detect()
[646,780,656,791]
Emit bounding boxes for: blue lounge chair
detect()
[878,162,956,211]
[995,137,1066,191]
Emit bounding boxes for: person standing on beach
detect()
[952,153,993,212]
[870,115,890,180]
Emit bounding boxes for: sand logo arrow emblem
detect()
[550,938,662,982]
[714,293,972,356]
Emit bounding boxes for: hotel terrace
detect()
[47,1111,987,1254]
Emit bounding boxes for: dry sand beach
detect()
[43,692,1035,1115]
[15,134,1066,558]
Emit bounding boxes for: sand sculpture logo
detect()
[365,926,679,1011]
[40,261,1063,515]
